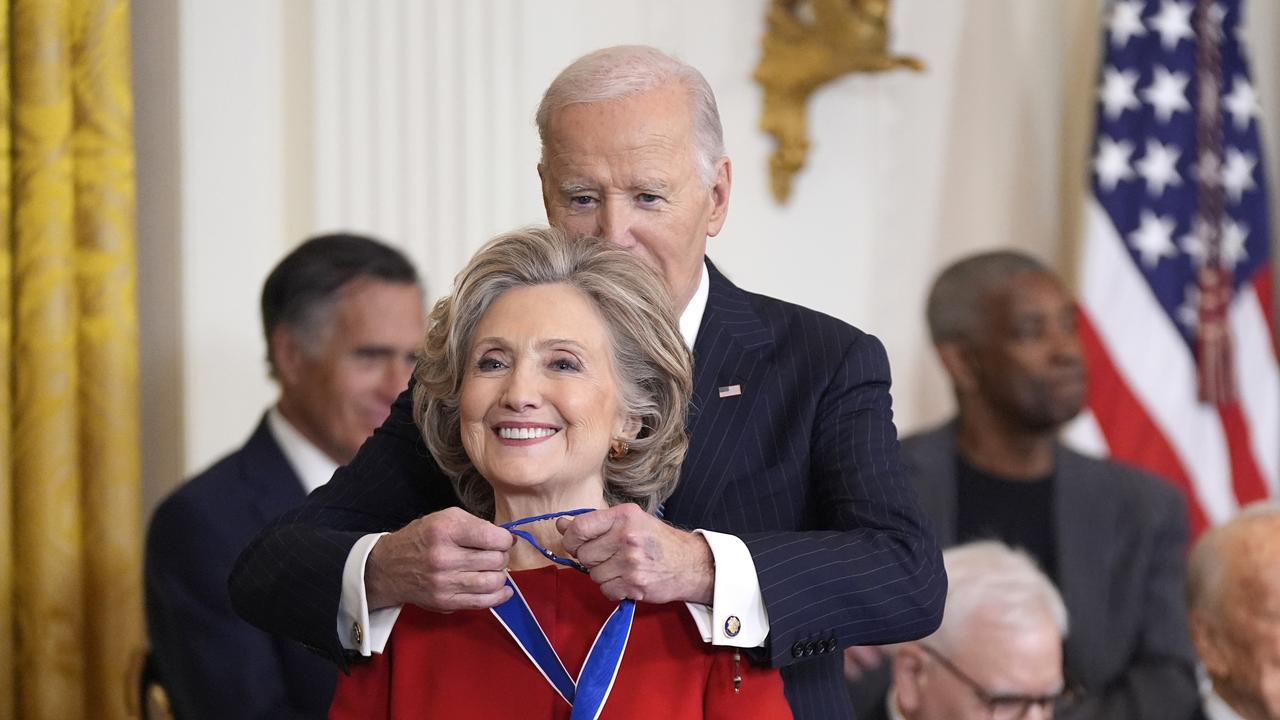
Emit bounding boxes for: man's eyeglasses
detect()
[920,644,1079,720]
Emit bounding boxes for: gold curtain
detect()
[3,0,141,718]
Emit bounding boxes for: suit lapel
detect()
[665,261,774,528]
[237,415,308,523]
[1053,445,1112,677]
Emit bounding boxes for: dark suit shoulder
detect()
[150,467,261,577]
[735,287,898,407]
[1058,446,1188,520]
[899,424,952,456]
[145,453,267,629]
[152,446,254,527]
[706,258,868,352]
[897,424,956,478]
[899,425,1187,516]
[149,419,300,560]
[176,443,253,494]
[739,284,867,347]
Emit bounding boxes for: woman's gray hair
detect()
[928,541,1068,654]
[535,45,725,186]
[413,226,693,519]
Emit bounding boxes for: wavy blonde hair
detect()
[414,227,693,519]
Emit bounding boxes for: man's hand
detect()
[365,507,515,612]
[556,504,714,604]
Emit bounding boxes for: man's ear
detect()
[270,326,307,387]
[892,644,928,714]
[538,163,553,218]
[1189,610,1230,678]
[706,157,732,238]
[936,341,978,394]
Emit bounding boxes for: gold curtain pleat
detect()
[70,0,140,716]
[7,0,141,717]
[12,2,85,719]
[0,0,13,716]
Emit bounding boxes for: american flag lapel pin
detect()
[718,384,742,398]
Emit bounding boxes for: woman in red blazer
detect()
[329,228,790,720]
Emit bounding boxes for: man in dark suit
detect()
[1186,501,1280,720]
[848,250,1198,719]
[230,46,946,719]
[146,235,424,719]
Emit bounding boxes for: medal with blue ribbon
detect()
[491,509,635,720]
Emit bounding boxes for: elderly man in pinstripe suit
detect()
[231,45,946,719]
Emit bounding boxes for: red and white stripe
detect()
[1063,198,1279,536]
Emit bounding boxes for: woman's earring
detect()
[609,438,630,459]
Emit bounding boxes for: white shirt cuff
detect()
[683,529,769,648]
[338,533,403,655]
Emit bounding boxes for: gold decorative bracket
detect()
[754,0,924,203]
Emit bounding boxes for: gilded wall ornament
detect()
[754,0,924,202]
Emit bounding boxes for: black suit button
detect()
[791,641,806,659]
[825,638,838,653]
[804,641,817,656]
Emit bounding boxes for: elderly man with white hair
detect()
[871,541,1074,720]
[1187,502,1280,720]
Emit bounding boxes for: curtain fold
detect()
[0,0,12,716]
[6,0,141,717]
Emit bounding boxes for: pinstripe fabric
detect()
[229,261,947,720]
[674,264,947,718]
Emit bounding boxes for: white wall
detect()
[134,0,1280,516]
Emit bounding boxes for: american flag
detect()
[1064,0,1278,535]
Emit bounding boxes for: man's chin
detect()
[1042,390,1086,430]
[1020,404,1084,434]
[1055,403,1086,427]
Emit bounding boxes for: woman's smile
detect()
[492,422,561,445]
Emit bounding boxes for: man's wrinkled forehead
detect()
[542,125,698,191]
[545,113,692,151]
